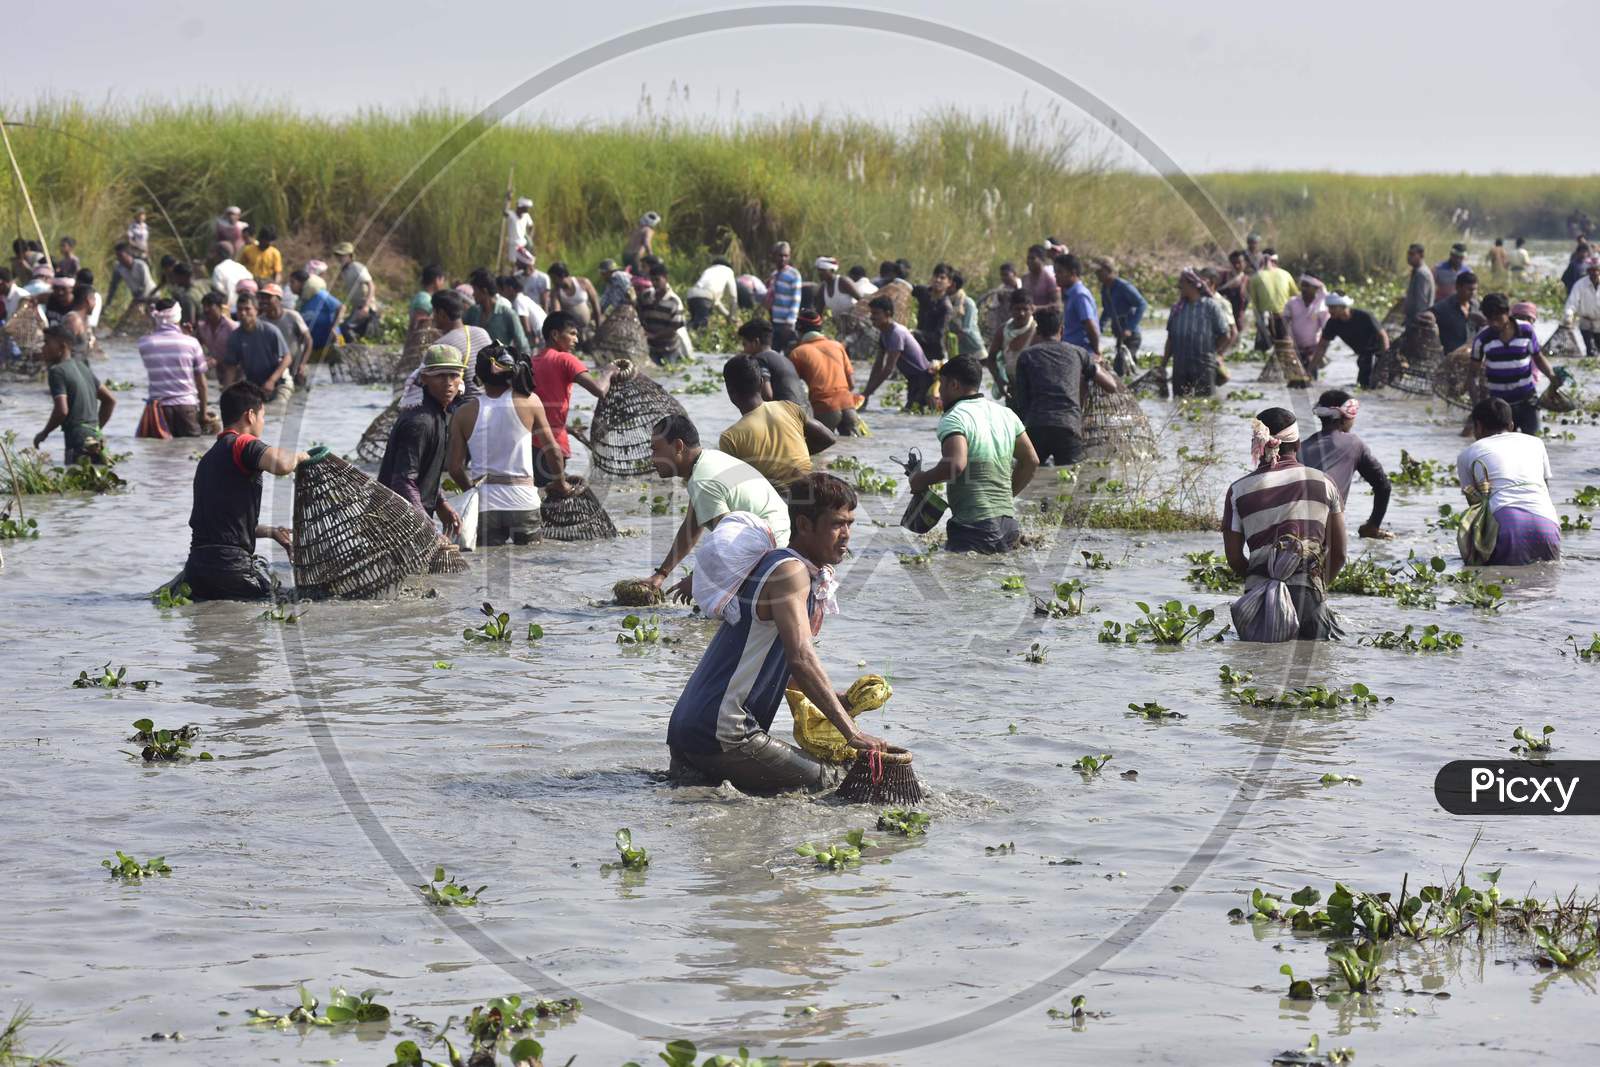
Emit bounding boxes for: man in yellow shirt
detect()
[239,227,283,284]
[717,354,837,488]
[1246,247,1297,351]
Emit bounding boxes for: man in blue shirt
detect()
[1052,253,1100,355]
[1094,258,1148,373]
[765,241,802,354]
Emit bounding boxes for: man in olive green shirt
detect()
[908,355,1039,553]
[34,325,116,464]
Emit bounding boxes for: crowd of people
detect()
[1,198,1581,792]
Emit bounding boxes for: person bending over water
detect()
[667,473,885,794]
[183,383,309,599]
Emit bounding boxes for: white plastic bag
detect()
[448,487,480,552]
[691,512,777,623]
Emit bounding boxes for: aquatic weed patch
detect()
[1098,600,1216,644]
[1184,549,1240,591]
[876,809,931,836]
[604,829,650,871]
[128,719,211,762]
[74,663,158,690]
[796,829,875,870]
[102,850,171,881]
[1359,624,1464,652]
[418,866,484,907]
[248,985,391,1027]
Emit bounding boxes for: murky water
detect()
[3,322,1597,1066]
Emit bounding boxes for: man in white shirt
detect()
[685,258,739,330]
[210,254,254,312]
[513,246,549,308]
[505,196,534,267]
[498,275,546,346]
[1563,258,1600,356]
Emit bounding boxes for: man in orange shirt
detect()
[787,308,861,436]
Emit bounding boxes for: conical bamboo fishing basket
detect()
[1429,346,1479,410]
[1271,338,1310,386]
[3,308,43,358]
[1081,384,1157,459]
[357,397,402,464]
[591,304,649,366]
[332,342,411,385]
[1544,322,1582,360]
[1388,313,1442,394]
[588,359,684,476]
[538,480,618,541]
[835,746,923,805]
[292,452,448,598]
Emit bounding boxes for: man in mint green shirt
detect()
[908,355,1039,553]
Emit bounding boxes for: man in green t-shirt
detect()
[636,412,792,600]
[908,355,1039,553]
[33,325,116,464]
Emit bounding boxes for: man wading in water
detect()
[183,382,309,600]
[668,472,885,794]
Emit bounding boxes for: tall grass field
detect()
[3,103,1593,295]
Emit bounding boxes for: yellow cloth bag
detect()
[786,675,893,763]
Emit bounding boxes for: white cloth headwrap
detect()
[151,303,182,326]
[1250,417,1301,468]
[814,256,839,272]
[1312,398,1360,421]
[514,246,536,267]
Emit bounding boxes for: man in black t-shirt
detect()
[911,266,954,363]
[1012,308,1120,466]
[1311,293,1388,389]
[183,382,309,600]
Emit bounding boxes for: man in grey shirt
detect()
[1402,243,1436,326]
[260,284,313,386]
[736,318,811,415]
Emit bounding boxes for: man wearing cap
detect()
[221,293,293,403]
[214,206,249,261]
[1312,293,1388,389]
[1433,243,1469,304]
[685,257,739,330]
[1563,258,1600,356]
[512,247,549,309]
[331,242,377,342]
[34,324,116,464]
[380,343,464,534]
[260,283,314,386]
[1246,249,1297,350]
[1429,270,1482,355]
[505,196,535,267]
[135,299,208,438]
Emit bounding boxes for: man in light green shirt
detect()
[1247,248,1298,351]
[639,412,791,599]
[908,355,1038,553]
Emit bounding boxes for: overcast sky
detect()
[6,0,1588,174]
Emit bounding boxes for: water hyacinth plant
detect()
[1360,624,1464,652]
[464,601,513,642]
[102,851,171,880]
[617,613,662,645]
[796,829,874,869]
[129,719,211,762]
[1099,600,1216,644]
[876,809,932,836]
[418,866,484,907]
[248,985,391,1027]
[75,663,158,690]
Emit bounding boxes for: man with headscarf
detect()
[505,196,535,267]
[1563,258,1600,357]
[598,259,633,316]
[512,246,550,309]
[1221,408,1346,642]
[136,298,209,438]
[1161,269,1233,397]
[811,256,862,324]
[1312,293,1387,389]
[1282,275,1329,376]
[1246,249,1297,351]
[1301,390,1390,539]
[623,212,659,271]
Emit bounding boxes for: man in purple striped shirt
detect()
[136,298,209,437]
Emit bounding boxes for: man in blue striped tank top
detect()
[668,473,886,794]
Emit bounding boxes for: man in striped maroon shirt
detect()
[1220,408,1346,641]
[135,298,209,437]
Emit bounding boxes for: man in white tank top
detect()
[446,346,572,545]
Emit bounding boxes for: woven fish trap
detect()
[1257,347,1283,382]
[4,310,43,357]
[292,452,442,598]
[1392,315,1442,394]
[539,480,618,541]
[835,746,923,805]
[357,397,402,465]
[1272,338,1310,386]
[1380,297,1406,339]
[591,304,649,366]
[1081,385,1157,458]
[400,326,441,382]
[428,542,469,574]
[1430,347,1480,410]
[588,359,684,477]
[333,342,411,385]
[1544,322,1582,361]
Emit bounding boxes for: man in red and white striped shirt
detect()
[136,298,208,437]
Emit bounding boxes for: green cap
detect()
[420,343,465,375]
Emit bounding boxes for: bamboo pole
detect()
[495,167,513,268]
[0,112,50,258]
